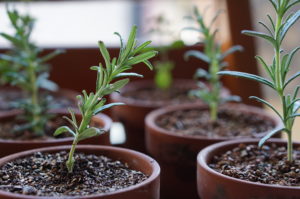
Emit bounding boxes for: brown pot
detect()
[0,109,111,157]
[110,79,229,152]
[0,86,79,112]
[197,139,300,199]
[145,103,281,199]
[0,145,160,199]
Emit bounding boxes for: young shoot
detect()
[147,15,184,90]
[184,6,242,121]
[54,25,157,173]
[219,0,300,162]
[0,8,63,135]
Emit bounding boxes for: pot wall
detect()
[197,139,300,199]
[0,109,112,157]
[0,145,160,199]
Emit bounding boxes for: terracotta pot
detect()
[0,86,79,112]
[110,79,229,152]
[145,103,281,199]
[197,139,300,199]
[0,109,111,157]
[0,145,160,199]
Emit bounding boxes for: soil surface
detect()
[210,143,300,186]
[122,87,199,106]
[156,107,274,138]
[0,90,76,111]
[0,151,147,197]
[0,116,101,141]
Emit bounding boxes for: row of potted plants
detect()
[1,0,300,198]
[0,7,160,199]
[112,1,300,198]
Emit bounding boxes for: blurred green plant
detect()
[219,0,300,161]
[184,6,242,121]
[147,15,184,90]
[54,25,157,173]
[0,7,63,135]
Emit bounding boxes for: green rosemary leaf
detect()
[258,127,285,148]
[54,126,75,137]
[279,10,300,43]
[242,30,277,47]
[218,71,275,89]
[220,45,243,60]
[126,51,157,65]
[93,102,124,115]
[143,60,154,70]
[249,96,283,120]
[184,50,210,63]
[98,41,111,69]
[283,71,300,89]
[77,127,104,142]
[39,49,65,63]
[114,72,143,79]
[255,55,275,81]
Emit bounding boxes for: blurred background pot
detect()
[145,103,281,199]
[110,79,229,153]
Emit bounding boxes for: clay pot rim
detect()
[0,144,161,199]
[110,79,202,108]
[145,103,282,141]
[197,138,300,190]
[0,109,112,144]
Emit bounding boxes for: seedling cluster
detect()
[219,0,300,161]
[54,26,157,173]
[185,7,242,121]
[0,8,63,135]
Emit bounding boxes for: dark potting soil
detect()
[0,151,148,196]
[156,108,274,138]
[0,90,76,111]
[210,143,300,186]
[122,87,199,105]
[0,116,102,140]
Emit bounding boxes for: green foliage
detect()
[218,0,300,161]
[54,25,157,173]
[184,6,242,121]
[154,60,174,90]
[0,7,63,135]
[147,15,184,89]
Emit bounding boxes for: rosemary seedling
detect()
[148,15,184,90]
[184,7,242,121]
[54,25,157,173]
[219,0,300,161]
[0,8,63,135]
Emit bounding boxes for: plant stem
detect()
[274,6,294,161]
[66,92,101,173]
[29,62,41,135]
[209,58,219,121]
[287,132,293,161]
[66,136,78,173]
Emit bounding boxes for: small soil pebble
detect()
[0,151,148,197]
[156,106,275,138]
[210,143,300,186]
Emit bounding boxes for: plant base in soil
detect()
[156,108,274,138]
[210,143,300,186]
[0,151,148,197]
